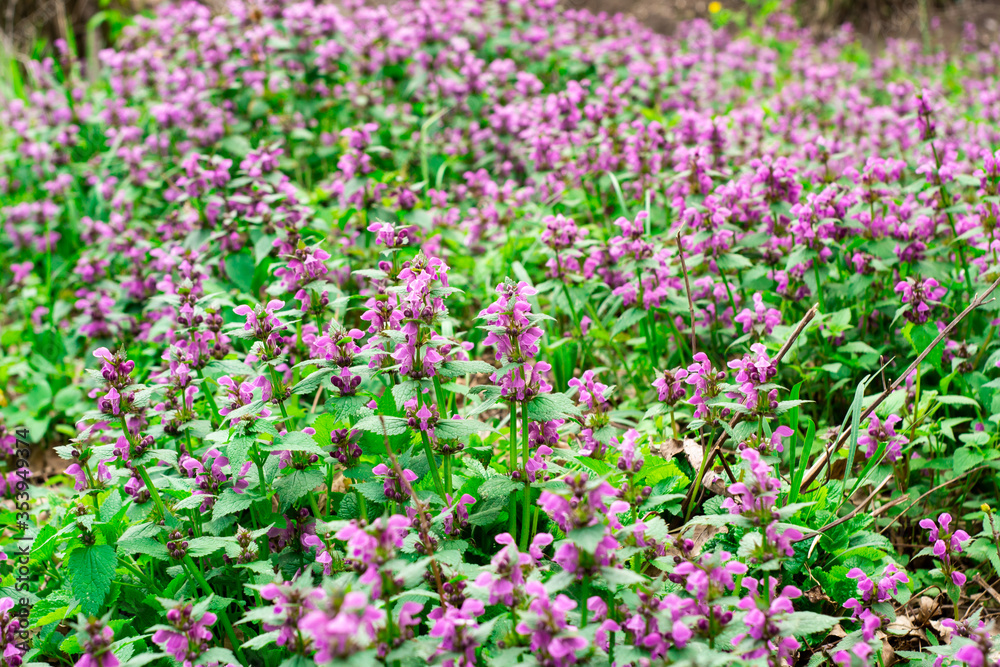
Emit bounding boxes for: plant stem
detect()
[357,489,368,522]
[136,465,169,522]
[420,430,447,503]
[509,403,518,543]
[580,576,590,627]
[444,454,453,495]
[685,425,714,523]
[268,365,289,427]
[197,368,221,428]
[812,260,825,315]
[183,555,248,665]
[519,403,532,552]
[307,490,323,520]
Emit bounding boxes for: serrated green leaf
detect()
[68,545,116,615]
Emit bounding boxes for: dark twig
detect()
[703,304,818,476]
[793,474,902,541]
[878,465,989,535]
[677,233,697,356]
[800,276,1000,493]
[681,305,818,517]
[378,415,447,605]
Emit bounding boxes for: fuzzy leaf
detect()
[68,545,117,615]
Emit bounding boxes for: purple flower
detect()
[844,563,909,621]
[733,576,802,663]
[686,352,727,420]
[0,598,26,667]
[653,367,689,404]
[612,428,644,474]
[335,515,410,596]
[515,582,588,667]
[722,448,781,518]
[568,370,611,412]
[181,447,253,512]
[895,277,946,324]
[473,532,551,606]
[10,261,33,285]
[371,463,418,502]
[726,343,777,413]
[443,493,476,535]
[299,590,384,662]
[259,580,324,653]
[919,513,970,587]
[428,598,485,667]
[735,292,783,337]
[857,415,908,462]
[74,617,120,667]
[479,279,544,365]
[151,602,220,666]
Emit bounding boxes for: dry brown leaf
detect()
[929,619,952,640]
[704,473,735,498]
[886,614,919,637]
[881,637,896,667]
[805,586,833,604]
[916,596,940,626]
[658,438,684,459]
[666,524,727,558]
[682,438,703,471]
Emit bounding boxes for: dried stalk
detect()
[800,276,1000,493]
[681,304,818,516]
[677,233,697,356]
[378,415,447,605]
[878,465,989,536]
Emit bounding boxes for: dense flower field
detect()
[3,0,1000,665]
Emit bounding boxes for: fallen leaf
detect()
[881,637,896,667]
[805,586,833,604]
[915,596,940,626]
[683,438,704,472]
[658,438,684,459]
[666,524,727,560]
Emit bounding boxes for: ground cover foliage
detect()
[3,1,1000,666]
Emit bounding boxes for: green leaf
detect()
[435,418,491,441]
[438,360,497,377]
[526,393,581,421]
[187,536,235,558]
[324,395,367,423]
[267,431,327,456]
[353,481,389,503]
[226,252,256,294]
[221,135,252,157]
[568,524,605,552]
[226,435,256,470]
[954,446,984,473]
[600,566,645,585]
[292,368,334,396]
[905,323,943,373]
[785,611,841,636]
[354,415,409,436]
[68,545,116,615]
[610,308,646,336]
[479,477,519,501]
[242,630,281,650]
[212,489,259,521]
[274,469,325,504]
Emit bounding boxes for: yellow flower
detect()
[983,503,992,514]
[708,1,722,13]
